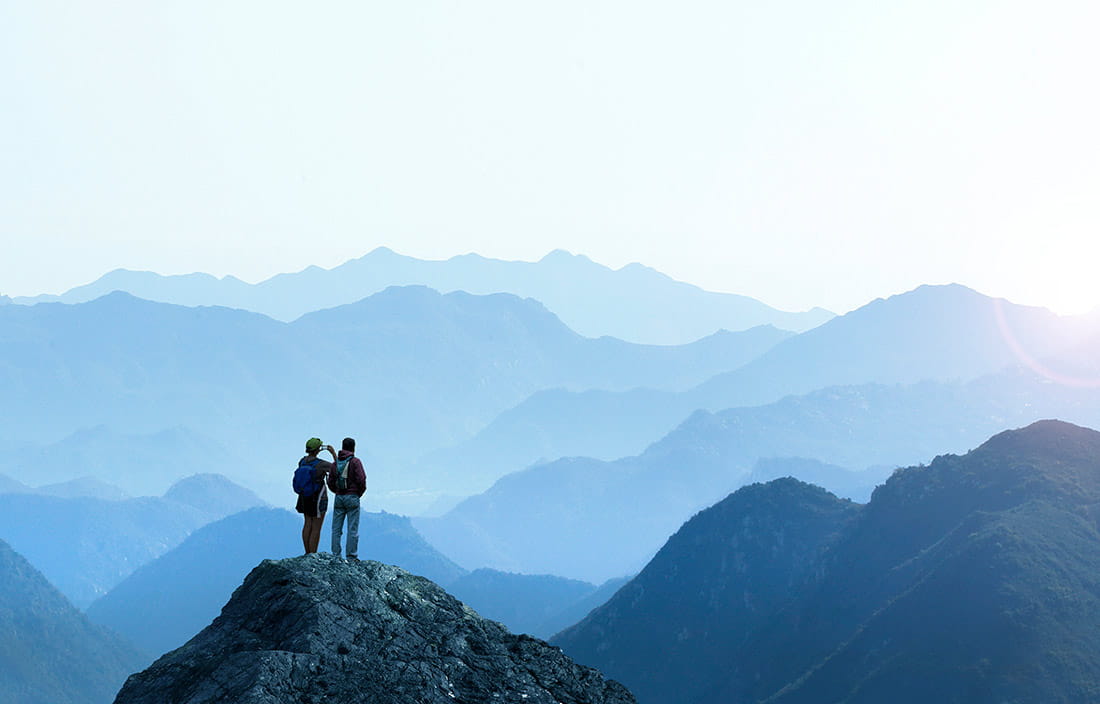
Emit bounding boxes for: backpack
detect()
[335,455,352,491]
[293,458,322,496]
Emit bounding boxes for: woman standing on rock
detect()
[294,437,336,554]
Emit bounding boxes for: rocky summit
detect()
[113,553,635,704]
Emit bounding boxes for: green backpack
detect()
[335,455,352,491]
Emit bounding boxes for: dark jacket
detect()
[327,450,366,497]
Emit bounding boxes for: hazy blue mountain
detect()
[558,421,1100,703]
[423,400,894,504]
[415,365,1100,583]
[554,479,858,704]
[291,287,790,395]
[86,507,466,659]
[354,511,468,586]
[692,283,1095,408]
[162,473,268,520]
[0,538,146,704]
[546,576,631,638]
[0,473,31,493]
[415,387,678,498]
[0,293,311,461]
[0,288,788,506]
[0,473,259,608]
[420,284,1100,490]
[34,476,129,500]
[14,248,832,343]
[418,325,792,495]
[445,568,602,639]
[29,426,249,498]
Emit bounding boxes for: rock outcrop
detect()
[89,508,467,660]
[114,553,635,704]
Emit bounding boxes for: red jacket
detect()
[327,450,366,497]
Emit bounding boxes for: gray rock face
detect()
[114,554,635,704]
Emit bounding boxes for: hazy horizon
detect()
[6,4,1100,699]
[5,2,1100,315]
[6,245,1096,319]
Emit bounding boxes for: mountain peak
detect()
[554,477,858,704]
[93,289,142,303]
[913,282,977,294]
[875,282,1057,316]
[882,418,1100,506]
[540,248,593,264]
[115,554,635,704]
[976,418,1097,460]
[861,282,988,311]
[163,473,267,521]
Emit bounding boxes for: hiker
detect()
[328,437,367,560]
[294,437,336,554]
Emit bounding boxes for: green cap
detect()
[305,437,323,452]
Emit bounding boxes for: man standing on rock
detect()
[328,437,367,561]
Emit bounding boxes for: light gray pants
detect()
[330,494,361,559]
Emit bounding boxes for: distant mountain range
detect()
[415,359,1100,582]
[8,279,1091,514]
[0,473,129,501]
[13,248,832,344]
[414,325,791,496]
[419,284,1100,490]
[0,538,145,704]
[0,474,26,494]
[24,426,249,497]
[86,507,464,660]
[0,474,266,607]
[690,282,1099,407]
[555,420,1100,703]
[0,287,787,506]
[445,569,618,640]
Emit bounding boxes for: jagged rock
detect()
[114,554,635,704]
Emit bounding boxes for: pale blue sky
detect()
[3,1,1099,314]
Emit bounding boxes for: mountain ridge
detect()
[418,283,1100,487]
[555,420,1100,704]
[553,478,858,704]
[0,538,145,704]
[0,286,790,507]
[11,248,831,344]
[0,473,266,607]
[414,363,1100,582]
